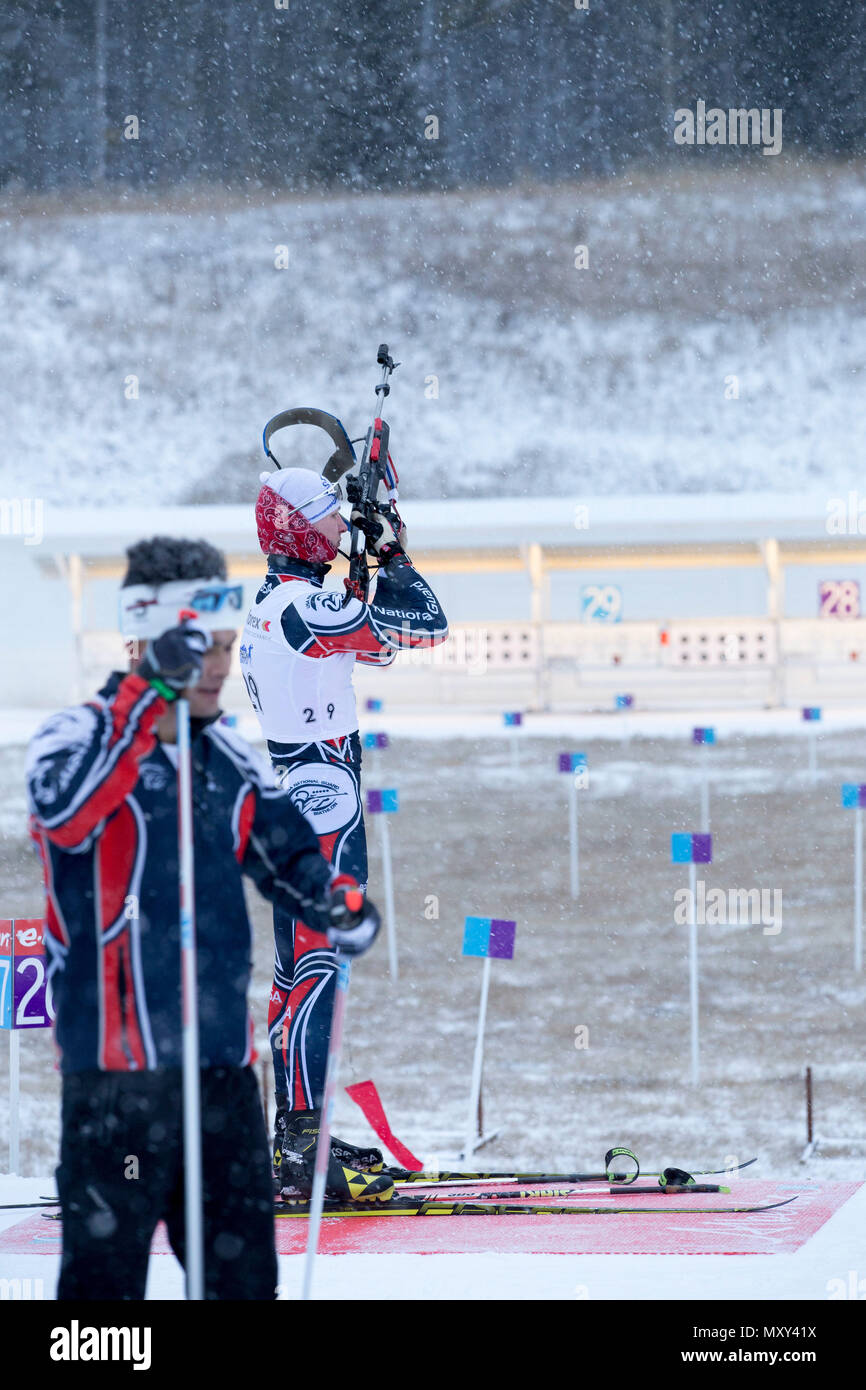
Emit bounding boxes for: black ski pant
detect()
[56,1065,277,1301]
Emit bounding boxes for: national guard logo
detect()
[278,762,359,833]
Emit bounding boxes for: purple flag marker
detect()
[488,919,517,961]
[671,833,713,864]
[692,833,712,864]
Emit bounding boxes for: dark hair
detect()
[122,537,227,587]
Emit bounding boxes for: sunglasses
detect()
[189,583,244,613]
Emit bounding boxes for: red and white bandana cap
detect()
[255,467,342,563]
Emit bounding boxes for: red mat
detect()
[2,1183,858,1257]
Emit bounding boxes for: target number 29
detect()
[581,585,623,624]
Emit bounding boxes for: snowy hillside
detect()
[2,160,866,509]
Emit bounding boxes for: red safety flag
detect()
[344,1080,423,1172]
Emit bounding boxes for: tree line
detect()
[1,0,864,193]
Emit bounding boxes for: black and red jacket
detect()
[26,672,335,1074]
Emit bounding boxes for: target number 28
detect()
[819,581,861,620]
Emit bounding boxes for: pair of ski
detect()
[11,1157,794,1220]
[273,1156,796,1218]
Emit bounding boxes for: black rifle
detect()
[343,343,400,604]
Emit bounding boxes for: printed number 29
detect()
[303,704,336,723]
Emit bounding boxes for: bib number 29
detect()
[303,703,336,724]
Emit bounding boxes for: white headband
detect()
[119,577,244,639]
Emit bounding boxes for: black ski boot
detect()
[279,1110,394,1203]
[330,1133,384,1174]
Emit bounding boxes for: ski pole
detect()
[177,689,205,1301]
[301,953,352,1301]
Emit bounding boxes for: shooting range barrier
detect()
[13,493,866,713]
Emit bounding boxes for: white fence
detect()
[79,616,866,714]
[13,494,866,712]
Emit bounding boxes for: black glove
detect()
[326,876,381,956]
[138,624,211,699]
[350,503,407,562]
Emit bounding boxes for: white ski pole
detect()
[301,953,351,1301]
[378,813,399,981]
[464,955,492,1159]
[9,1030,20,1175]
[177,692,205,1301]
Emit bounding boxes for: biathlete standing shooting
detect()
[241,346,449,1201]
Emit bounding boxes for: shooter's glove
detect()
[350,503,408,562]
[326,874,381,956]
[138,624,212,699]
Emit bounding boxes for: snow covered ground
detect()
[1,711,866,1306]
[3,717,865,1198]
[3,710,865,1302]
[3,160,866,508]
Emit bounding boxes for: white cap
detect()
[258,467,340,524]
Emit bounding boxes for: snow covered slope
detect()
[2,160,865,508]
